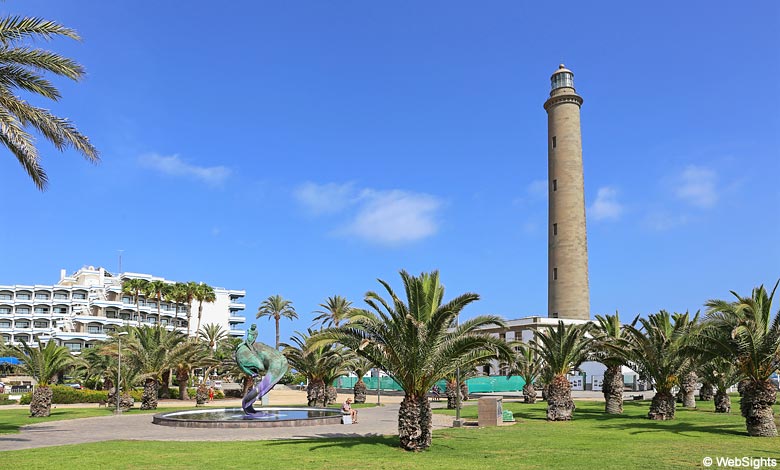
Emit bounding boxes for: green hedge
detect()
[18,386,145,405]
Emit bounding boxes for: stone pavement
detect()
[0,401,454,452]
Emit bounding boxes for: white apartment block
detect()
[0,266,246,353]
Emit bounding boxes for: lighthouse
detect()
[544,64,590,321]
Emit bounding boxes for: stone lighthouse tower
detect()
[544,64,590,320]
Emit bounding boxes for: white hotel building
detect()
[0,266,246,352]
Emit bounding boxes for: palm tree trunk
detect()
[30,385,53,417]
[398,394,432,451]
[196,300,203,337]
[196,383,208,405]
[141,378,159,410]
[275,316,280,350]
[714,389,731,413]
[177,370,189,400]
[445,379,457,409]
[307,380,325,407]
[325,385,337,406]
[681,371,697,408]
[159,369,171,399]
[699,383,714,401]
[648,390,676,420]
[740,380,778,437]
[603,365,624,414]
[354,379,367,404]
[460,382,469,401]
[546,374,575,421]
[522,383,537,404]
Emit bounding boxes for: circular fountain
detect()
[153,407,344,428]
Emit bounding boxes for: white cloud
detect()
[675,165,718,208]
[294,182,443,245]
[293,182,356,215]
[138,153,231,187]
[589,186,623,221]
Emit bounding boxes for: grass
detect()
[1,399,778,469]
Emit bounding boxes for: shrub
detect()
[168,387,198,400]
[224,388,243,398]
[215,389,225,399]
[19,386,108,404]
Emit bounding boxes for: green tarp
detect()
[333,375,527,393]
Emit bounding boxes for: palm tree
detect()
[313,295,354,328]
[124,325,187,409]
[593,312,627,414]
[511,341,544,404]
[698,358,742,413]
[6,338,73,416]
[314,270,513,451]
[182,282,198,336]
[281,329,348,407]
[193,283,216,338]
[621,310,698,420]
[699,281,780,437]
[0,15,99,190]
[170,340,218,400]
[257,294,298,350]
[121,278,149,323]
[165,282,185,330]
[144,280,168,326]
[345,355,375,404]
[198,323,228,350]
[532,321,593,421]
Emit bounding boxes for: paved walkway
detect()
[0,402,454,452]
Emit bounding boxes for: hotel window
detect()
[54,293,68,300]
[16,307,30,314]
[16,321,30,328]
[122,296,131,303]
[552,136,557,148]
[87,326,102,334]
[34,307,49,314]
[65,343,82,352]
[553,179,557,191]
[0,321,10,328]
[35,293,50,300]
[0,294,11,300]
[553,268,558,280]
[553,223,558,236]
[16,293,31,300]
[34,321,48,328]
[73,292,87,300]
[0,308,10,314]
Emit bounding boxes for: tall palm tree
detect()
[6,338,73,417]
[124,325,186,409]
[121,278,149,323]
[257,294,298,350]
[313,295,354,328]
[182,281,198,336]
[593,312,627,414]
[143,280,167,326]
[621,310,698,421]
[0,15,99,190]
[198,323,228,351]
[532,321,593,421]
[511,341,544,404]
[699,281,780,437]
[193,283,216,339]
[314,270,513,451]
[281,329,348,407]
[165,282,185,330]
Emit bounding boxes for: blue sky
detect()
[0,1,778,346]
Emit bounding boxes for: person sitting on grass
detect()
[342,397,358,424]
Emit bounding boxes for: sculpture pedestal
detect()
[478,397,502,427]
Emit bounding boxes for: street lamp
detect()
[453,313,464,427]
[115,332,128,414]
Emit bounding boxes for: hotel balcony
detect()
[228,329,244,337]
[228,301,246,310]
[228,315,246,323]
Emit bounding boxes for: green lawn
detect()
[1,399,778,469]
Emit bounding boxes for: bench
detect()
[632,394,644,401]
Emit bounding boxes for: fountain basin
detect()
[153,407,345,428]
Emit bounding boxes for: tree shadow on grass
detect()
[263,433,400,451]
[596,420,745,437]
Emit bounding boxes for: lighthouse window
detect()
[553,179,557,191]
[553,268,558,280]
[552,312,559,319]
[553,223,558,236]
[552,136,557,148]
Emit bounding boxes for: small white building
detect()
[0,266,246,353]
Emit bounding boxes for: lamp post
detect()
[115,332,128,414]
[376,368,381,406]
[453,313,464,427]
